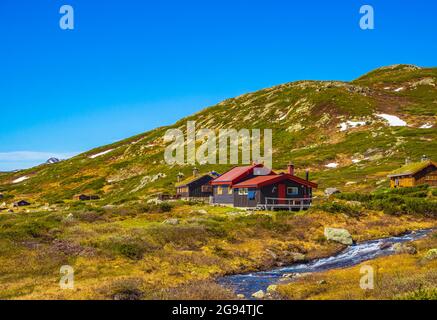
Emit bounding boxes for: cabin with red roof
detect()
[210,163,317,210]
[210,164,269,205]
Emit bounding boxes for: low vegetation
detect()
[0,196,436,300]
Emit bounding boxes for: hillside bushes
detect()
[334,185,437,216]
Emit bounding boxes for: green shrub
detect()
[102,236,154,260]
[335,193,373,202]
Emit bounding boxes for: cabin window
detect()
[238,188,248,195]
[426,176,437,181]
[272,186,277,193]
[287,187,299,195]
[228,186,233,194]
[217,187,223,195]
[201,185,212,192]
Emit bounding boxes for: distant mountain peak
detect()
[46,157,60,164]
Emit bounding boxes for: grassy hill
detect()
[1,64,436,206]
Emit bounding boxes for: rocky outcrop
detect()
[252,290,265,299]
[324,227,353,245]
[325,188,341,196]
[393,243,417,255]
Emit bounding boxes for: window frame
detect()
[287,187,299,196]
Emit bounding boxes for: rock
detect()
[63,213,75,222]
[282,273,294,278]
[424,249,437,260]
[393,243,417,255]
[196,209,207,214]
[236,294,245,299]
[266,285,277,293]
[147,198,162,205]
[380,241,393,250]
[293,272,311,279]
[325,188,341,196]
[324,227,353,245]
[317,280,327,285]
[251,290,265,299]
[289,252,306,262]
[163,218,179,225]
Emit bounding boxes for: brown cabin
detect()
[73,194,100,201]
[388,159,437,188]
[175,168,218,200]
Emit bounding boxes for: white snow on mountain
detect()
[89,149,114,159]
[376,114,407,127]
[12,176,29,184]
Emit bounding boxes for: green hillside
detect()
[1,64,436,207]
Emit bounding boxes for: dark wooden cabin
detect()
[211,163,317,210]
[74,194,100,201]
[210,164,272,205]
[232,173,317,210]
[13,200,31,207]
[388,160,437,188]
[175,169,217,200]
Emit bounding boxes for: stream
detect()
[218,229,433,298]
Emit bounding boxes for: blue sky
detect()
[0,0,436,170]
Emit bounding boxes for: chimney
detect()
[305,170,309,181]
[193,167,199,177]
[177,172,184,182]
[287,162,295,175]
[405,157,411,165]
[421,155,429,162]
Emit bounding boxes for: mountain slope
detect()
[1,64,436,205]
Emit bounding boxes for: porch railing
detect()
[259,197,313,211]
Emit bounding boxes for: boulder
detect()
[325,188,340,196]
[324,227,353,245]
[380,241,393,250]
[251,290,265,299]
[163,218,179,225]
[266,285,277,293]
[236,294,245,299]
[286,252,305,262]
[424,249,437,260]
[63,213,75,223]
[393,243,417,255]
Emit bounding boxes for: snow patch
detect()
[420,123,433,129]
[376,114,407,127]
[89,149,114,159]
[339,121,366,132]
[325,163,339,168]
[12,176,29,184]
[352,159,361,164]
[394,87,404,92]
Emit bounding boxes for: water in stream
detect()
[218,229,433,298]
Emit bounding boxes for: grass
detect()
[0,200,436,300]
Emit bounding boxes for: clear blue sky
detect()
[0,0,436,170]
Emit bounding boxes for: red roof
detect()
[232,173,318,189]
[211,164,266,185]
